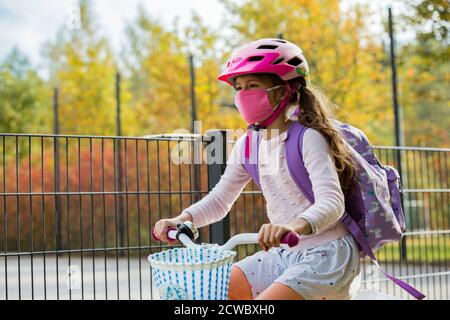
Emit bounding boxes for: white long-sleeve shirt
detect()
[181,126,349,249]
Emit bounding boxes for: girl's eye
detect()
[235,83,258,91]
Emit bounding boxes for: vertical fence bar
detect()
[101,138,108,300]
[249,144,258,255]
[54,136,60,299]
[41,137,47,299]
[167,141,172,228]
[186,136,203,244]
[243,190,249,258]
[89,138,96,299]
[384,149,391,294]
[205,130,229,245]
[77,138,84,299]
[156,140,162,247]
[113,137,120,299]
[65,137,72,300]
[433,151,444,299]
[444,151,449,299]
[2,136,6,299]
[177,138,184,243]
[15,136,21,299]
[145,139,153,299]
[422,150,432,297]
[28,137,34,299]
[412,149,423,291]
[425,151,437,299]
[124,139,131,299]
[135,139,142,300]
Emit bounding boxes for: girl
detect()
[153,38,362,300]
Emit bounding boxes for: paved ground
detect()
[0,254,156,300]
[0,255,448,300]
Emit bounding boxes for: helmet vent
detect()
[286,57,303,66]
[272,57,284,65]
[247,56,264,62]
[274,40,286,43]
[257,45,278,50]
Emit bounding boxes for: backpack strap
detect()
[341,214,426,300]
[242,121,311,194]
[285,121,315,203]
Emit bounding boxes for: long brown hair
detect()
[266,74,356,193]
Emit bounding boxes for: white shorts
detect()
[233,233,362,300]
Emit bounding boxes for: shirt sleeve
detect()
[295,128,345,235]
[181,134,252,228]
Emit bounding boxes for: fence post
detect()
[204,129,230,245]
[189,54,202,207]
[388,7,407,260]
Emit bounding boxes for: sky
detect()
[0,0,405,72]
[0,0,225,68]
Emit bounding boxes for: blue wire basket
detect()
[148,243,237,300]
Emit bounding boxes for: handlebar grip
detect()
[280,231,300,247]
[152,226,178,241]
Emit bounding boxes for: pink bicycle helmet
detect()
[217,38,310,86]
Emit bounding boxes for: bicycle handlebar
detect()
[152,222,300,251]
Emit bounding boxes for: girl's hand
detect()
[257,223,298,251]
[153,218,181,245]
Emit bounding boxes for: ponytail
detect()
[284,77,356,194]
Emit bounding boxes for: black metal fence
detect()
[0,131,448,300]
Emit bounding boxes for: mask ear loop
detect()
[285,83,303,122]
[266,84,290,104]
[266,85,284,92]
[260,84,291,127]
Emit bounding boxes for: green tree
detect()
[122,6,244,136]
[401,0,449,46]
[0,47,49,133]
[42,0,127,135]
[121,6,190,135]
[395,0,449,146]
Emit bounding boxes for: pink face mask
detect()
[234,85,289,125]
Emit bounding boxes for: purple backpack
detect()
[240,120,425,300]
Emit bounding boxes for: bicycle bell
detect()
[175,221,199,241]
